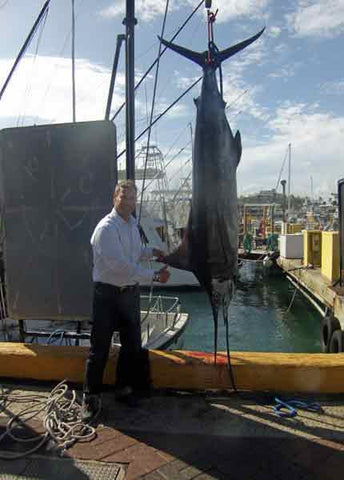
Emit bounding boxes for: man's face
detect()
[114,187,136,216]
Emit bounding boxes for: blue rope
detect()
[274,397,323,418]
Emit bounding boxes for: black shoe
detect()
[116,392,140,408]
[81,393,101,423]
[114,385,133,400]
[135,387,152,399]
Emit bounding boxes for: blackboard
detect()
[0,120,117,319]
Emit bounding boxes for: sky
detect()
[0,0,343,199]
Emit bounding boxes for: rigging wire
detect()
[275,145,290,192]
[111,0,205,122]
[225,89,248,110]
[139,142,191,196]
[0,0,51,103]
[138,0,171,228]
[117,75,202,160]
[163,123,191,163]
[36,0,87,124]
[0,0,10,9]
[16,7,49,127]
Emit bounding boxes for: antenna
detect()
[310,176,314,199]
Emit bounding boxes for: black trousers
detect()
[84,282,150,395]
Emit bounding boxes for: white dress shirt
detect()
[91,208,155,286]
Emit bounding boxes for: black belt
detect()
[94,282,138,293]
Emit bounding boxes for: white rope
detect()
[0,380,96,459]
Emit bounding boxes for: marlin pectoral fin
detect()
[218,27,265,63]
[159,36,206,67]
[164,224,191,271]
[164,243,191,271]
[234,130,242,167]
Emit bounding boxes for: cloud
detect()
[0,55,127,126]
[268,26,282,37]
[287,0,344,38]
[99,0,175,22]
[268,65,296,80]
[200,0,269,23]
[99,0,268,23]
[320,80,344,95]
[238,102,344,195]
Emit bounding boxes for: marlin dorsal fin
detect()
[234,131,242,167]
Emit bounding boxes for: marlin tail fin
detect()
[159,28,265,68]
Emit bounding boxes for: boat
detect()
[138,208,199,288]
[0,1,196,354]
[121,144,199,288]
[0,293,188,350]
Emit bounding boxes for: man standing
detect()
[82,180,170,422]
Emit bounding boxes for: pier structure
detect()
[278,257,344,330]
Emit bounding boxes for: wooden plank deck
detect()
[277,258,344,330]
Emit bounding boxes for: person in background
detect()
[82,180,170,422]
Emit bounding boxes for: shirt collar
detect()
[110,207,137,226]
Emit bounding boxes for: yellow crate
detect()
[303,230,322,266]
[321,231,340,283]
[282,223,303,234]
[289,224,303,234]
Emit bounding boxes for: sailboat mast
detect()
[287,142,291,218]
[124,0,137,181]
[71,0,76,122]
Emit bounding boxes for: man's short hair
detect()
[113,179,137,201]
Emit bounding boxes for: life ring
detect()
[321,315,340,353]
[329,329,344,353]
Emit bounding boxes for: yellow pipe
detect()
[0,343,343,393]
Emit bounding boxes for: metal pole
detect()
[105,34,126,120]
[281,179,287,223]
[123,0,137,181]
[339,179,344,286]
[0,0,51,102]
[71,0,76,122]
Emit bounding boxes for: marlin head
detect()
[159,27,265,70]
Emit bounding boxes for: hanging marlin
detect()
[159,27,264,384]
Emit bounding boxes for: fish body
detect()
[160,29,264,366]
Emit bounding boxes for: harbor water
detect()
[160,261,322,353]
[0,262,322,353]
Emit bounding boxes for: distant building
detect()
[239,189,283,205]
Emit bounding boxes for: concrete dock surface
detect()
[0,381,344,480]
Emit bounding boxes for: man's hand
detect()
[154,265,170,283]
[152,248,167,263]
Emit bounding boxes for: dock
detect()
[1,380,344,480]
[277,257,344,330]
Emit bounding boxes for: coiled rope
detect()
[0,380,96,460]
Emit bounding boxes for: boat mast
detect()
[124,0,137,181]
[287,142,291,219]
[71,0,76,122]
